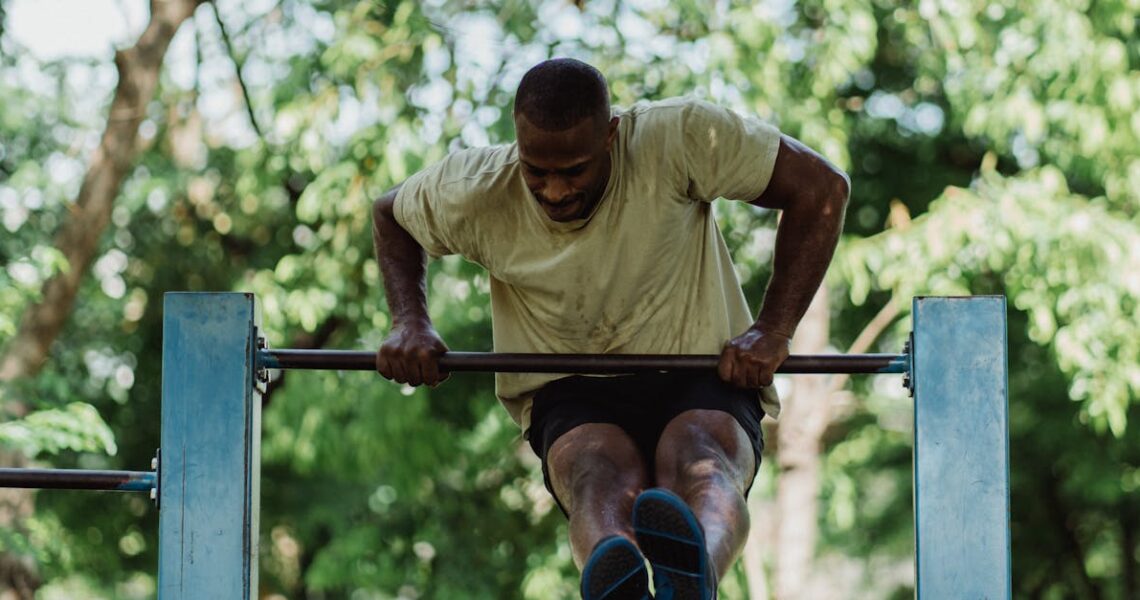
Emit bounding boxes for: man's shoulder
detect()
[396,142,522,224]
[617,97,722,147]
[620,96,765,129]
[617,97,697,125]
[613,98,707,177]
[430,143,519,191]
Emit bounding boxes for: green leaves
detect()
[0,403,116,458]
[927,0,1140,207]
[3,0,1139,596]
[838,162,1140,435]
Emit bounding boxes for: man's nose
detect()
[542,176,573,202]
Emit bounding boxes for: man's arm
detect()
[718,135,850,388]
[372,185,449,386]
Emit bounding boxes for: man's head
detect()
[514,58,619,222]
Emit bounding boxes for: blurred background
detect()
[0,0,1137,598]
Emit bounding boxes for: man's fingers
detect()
[741,366,758,389]
[738,367,754,389]
[390,359,410,384]
[377,328,450,387]
[406,361,425,386]
[421,360,439,386]
[377,351,405,383]
[383,346,412,384]
[413,347,440,386]
[378,344,407,382]
[718,348,736,383]
[737,356,775,389]
[381,350,447,386]
[423,355,450,386]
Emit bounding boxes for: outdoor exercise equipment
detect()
[0,292,1011,599]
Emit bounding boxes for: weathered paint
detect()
[883,353,908,374]
[146,293,1004,598]
[159,293,260,599]
[913,296,1011,599]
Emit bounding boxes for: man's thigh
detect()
[651,371,766,494]
[546,423,650,513]
[655,409,758,493]
[526,372,764,508]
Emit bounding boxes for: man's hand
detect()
[375,320,450,387]
[718,326,791,389]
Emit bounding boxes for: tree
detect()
[1,0,1136,597]
[0,1,204,596]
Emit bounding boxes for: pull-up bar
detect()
[259,350,908,374]
[0,468,155,492]
[0,293,1011,600]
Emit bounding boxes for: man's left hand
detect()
[718,326,791,388]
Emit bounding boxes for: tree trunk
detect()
[743,496,775,598]
[1122,502,1136,600]
[773,284,830,600]
[0,451,39,599]
[0,2,204,596]
[0,0,204,382]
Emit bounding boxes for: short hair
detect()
[513,58,610,131]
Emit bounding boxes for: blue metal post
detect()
[912,296,1011,598]
[159,293,260,599]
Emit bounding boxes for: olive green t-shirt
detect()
[394,97,782,431]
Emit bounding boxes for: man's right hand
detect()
[375,320,450,387]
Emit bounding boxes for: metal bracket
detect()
[902,335,915,397]
[150,448,161,509]
[254,333,269,393]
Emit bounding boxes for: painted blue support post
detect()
[912,296,1011,599]
[159,293,260,599]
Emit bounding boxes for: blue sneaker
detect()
[632,489,716,600]
[581,535,652,600]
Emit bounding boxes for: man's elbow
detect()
[821,167,850,218]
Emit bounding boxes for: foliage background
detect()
[0,0,1137,598]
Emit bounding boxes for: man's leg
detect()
[546,423,652,568]
[653,409,757,579]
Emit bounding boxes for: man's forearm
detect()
[755,175,849,337]
[372,186,432,328]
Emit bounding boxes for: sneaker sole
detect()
[632,489,712,600]
[581,535,652,600]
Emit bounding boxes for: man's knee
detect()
[547,423,649,512]
[655,410,756,493]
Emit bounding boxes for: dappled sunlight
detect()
[1,0,1137,597]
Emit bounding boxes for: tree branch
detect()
[0,0,206,382]
[194,9,204,101]
[826,296,902,398]
[1122,501,1137,600]
[1042,473,1103,599]
[210,1,265,142]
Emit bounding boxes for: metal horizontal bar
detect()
[0,468,156,492]
[260,350,907,375]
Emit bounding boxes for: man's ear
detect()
[606,116,620,147]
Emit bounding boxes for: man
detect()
[372,58,848,599]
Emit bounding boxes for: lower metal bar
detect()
[260,350,907,374]
[0,468,156,492]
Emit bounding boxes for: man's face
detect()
[515,113,618,222]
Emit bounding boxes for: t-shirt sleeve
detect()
[392,155,469,259]
[681,100,782,203]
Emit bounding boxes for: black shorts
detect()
[525,371,766,516]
